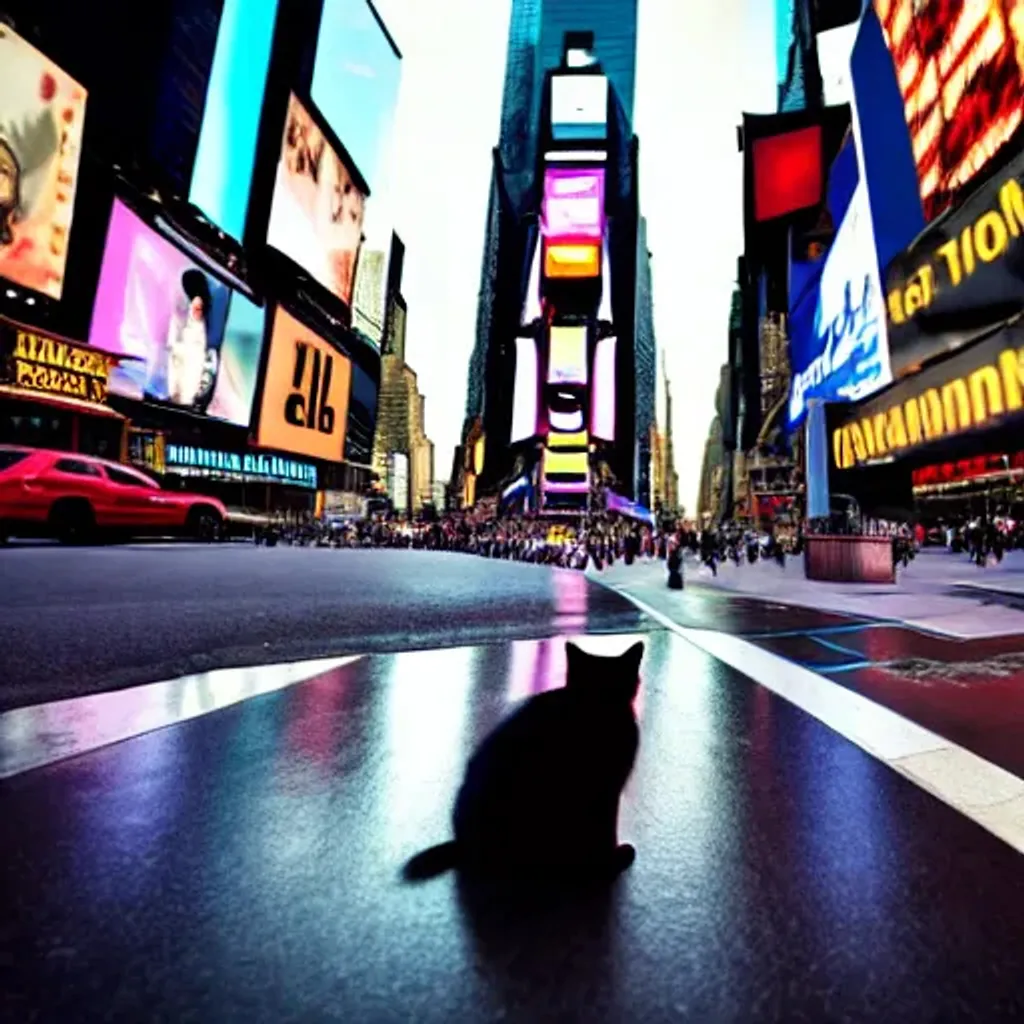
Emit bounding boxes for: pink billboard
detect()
[542,168,605,241]
[88,200,263,425]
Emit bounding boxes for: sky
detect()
[372,0,779,513]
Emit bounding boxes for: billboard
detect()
[511,336,539,443]
[885,146,1024,377]
[875,0,1024,221]
[547,325,588,385]
[267,93,366,308]
[89,201,275,421]
[590,335,617,441]
[343,361,378,465]
[256,305,352,461]
[311,0,402,193]
[0,24,87,300]
[389,451,408,513]
[189,0,279,240]
[542,168,604,240]
[751,124,823,223]
[544,242,600,279]
[788,174,892,429]
[828,317,1024,471]
[550,74,608,142]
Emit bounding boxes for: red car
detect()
[0,445,227,544]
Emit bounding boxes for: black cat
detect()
[405,640,643,881]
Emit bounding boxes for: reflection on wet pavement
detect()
[5,631,1024,1021]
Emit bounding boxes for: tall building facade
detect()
[499,0,638,198]
[467,2,643,508]
[633,216,657,507]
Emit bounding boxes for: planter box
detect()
[804,535,895,584]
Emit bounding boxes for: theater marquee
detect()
[0,317,114,405]
[829,320,1024,471]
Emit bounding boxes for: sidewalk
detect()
[588,549,1024,639]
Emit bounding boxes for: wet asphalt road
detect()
[7,630,1024,1022]
[0,544,653,710]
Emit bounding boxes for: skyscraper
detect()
[498,0,638,188]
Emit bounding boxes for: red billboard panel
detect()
[751,125,823,222]
[875,0,1024,221]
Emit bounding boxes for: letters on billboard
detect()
[885,147,1024,378]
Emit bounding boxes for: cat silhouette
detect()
[405,639,643,881]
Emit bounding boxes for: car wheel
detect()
[49,499,95,546]
[188,506,222,543]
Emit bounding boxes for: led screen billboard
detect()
[0,24,87,300]
[89,200,275,424]
[343,361,378,465]
[590,335,617,441]
[257,305,352,461]
[311,0,402,193]
[788,174,892,429]
[511,337,539,444]
[542,168,604,240]
[267,93,366,308]
[547,325,588,385]
[544,242,600,279]
[189,0,278,241]
[875,0,1024,221]
[751,124,823,223]
[550,74,608,142]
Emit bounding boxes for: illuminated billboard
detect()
[751,124,823,222]
[544,242,600,279]
[90,200,273,422]
[875,0,1024,220]
[256,306,352,461]
[0,24,87,300]
[189,0,279,241]
[267,93,366,308]
[311,0,402,193]
[547,325,588,385]
[511,337,538,444]
[542,168,604,240]
[590,335,617,441]
[550,74,608,142]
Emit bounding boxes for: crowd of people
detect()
[252,503,1022,579]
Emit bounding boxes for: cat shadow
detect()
[452,868,627,1000]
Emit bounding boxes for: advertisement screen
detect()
[0,25,87,300]
[590,335,617,441]
[547,325,588,385]
[89,200,254,418]
[267,93,366,308]
[788,175,892,429]
[189,0,279,240]
[511,337,539,443]
[550,75,608,142]
[205,294,266,427]
[311,0,402,193]
[542,168,604,240]
[343,361,378,465]
[751,124,823,223]
[257,305,352,461]
[875,0,1024,220]
[544,242,600,279]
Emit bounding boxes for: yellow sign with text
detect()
[887,177,1024,326]
[832,342,1024,470]
[7,328,110,404]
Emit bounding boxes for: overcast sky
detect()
[372,0,778,513]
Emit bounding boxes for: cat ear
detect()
[620,641,645,673]
[565,641,586,686]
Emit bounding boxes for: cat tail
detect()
[402,841,461,881]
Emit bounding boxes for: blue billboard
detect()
[787,140,892,430]
[311,0,403,193]
[189,0,279,241]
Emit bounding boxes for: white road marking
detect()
[618,589,1024,856]
[0,656,363,779]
